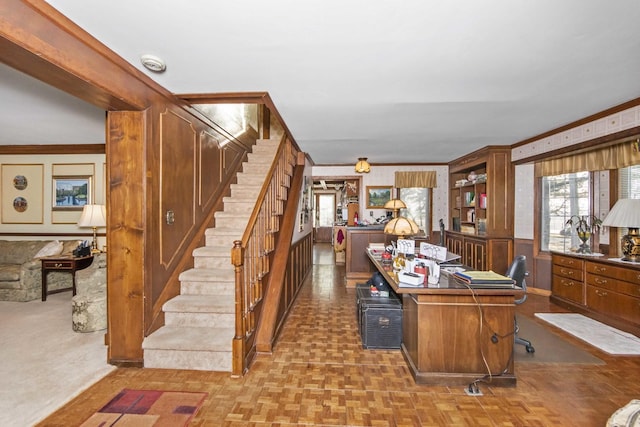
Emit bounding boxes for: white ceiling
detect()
[3,1,640,165]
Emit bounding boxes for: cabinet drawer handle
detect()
[594,278,608,285]
[595,289,608,297]
[594,266,607,274]
[562,281,574,287]
[560,268,574,277]
[55,263,63,268]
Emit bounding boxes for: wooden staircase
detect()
[142,139,282,371]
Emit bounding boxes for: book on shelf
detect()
[479,193,487,209]
[464,192,475,206]
[477,218,487,234]
[460,224,475,234]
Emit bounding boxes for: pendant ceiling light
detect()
[355,157,371,173]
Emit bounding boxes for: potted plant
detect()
[565,214,602,254]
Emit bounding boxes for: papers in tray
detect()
[452,270,515,288]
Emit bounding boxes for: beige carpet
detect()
[515,315,604,364]
[0,292,115,427]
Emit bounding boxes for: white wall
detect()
[514,164,534,239]
[0,153,106,247]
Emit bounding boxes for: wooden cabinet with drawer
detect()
[551,252,640,336]
[551,254,584,304]
[585,261,640,327]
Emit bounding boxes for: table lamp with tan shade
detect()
[77,204,106,254]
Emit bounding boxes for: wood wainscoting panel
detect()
[159,108,197,270]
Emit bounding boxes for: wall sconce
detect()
[77,204,106,254]
[355,157,371,173]
[601,198,640,262]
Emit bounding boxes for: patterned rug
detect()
[535,313,640,355]
[80,389,207,426]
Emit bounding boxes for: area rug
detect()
[80,389,208,426]
[514,315,603,364]
[535,313,640,355]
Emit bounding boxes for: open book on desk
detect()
[452,270,515,288]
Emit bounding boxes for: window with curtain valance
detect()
[394,171,437,188]
[393,171,437,236]
[537,138,640,253]
[534,140,640,177]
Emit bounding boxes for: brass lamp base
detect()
[621,228,640,263]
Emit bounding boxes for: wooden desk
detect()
[345,226,392,286]
[41,255,94,301]
[367,250,522,386]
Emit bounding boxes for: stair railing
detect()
[231,135,298,376]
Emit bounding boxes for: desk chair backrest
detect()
[505,255,528,305]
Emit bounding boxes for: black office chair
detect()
[505,255,535,353]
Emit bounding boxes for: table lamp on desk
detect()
[77,204,106,254]
[383,198,420,238]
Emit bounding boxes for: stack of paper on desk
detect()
[368,243,386,257]
[453,270,515,288]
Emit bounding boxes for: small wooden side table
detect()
[41,255,94,301]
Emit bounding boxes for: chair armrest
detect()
[22,260,41,271]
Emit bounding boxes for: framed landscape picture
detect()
[366,186,392,209]
[53,176,91,210]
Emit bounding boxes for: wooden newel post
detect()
[231,240,246,376]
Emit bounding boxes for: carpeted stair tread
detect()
[223,196,260,204]
[163,294,234,313]
[214,211,251,220]
[193,246,232,257]
[236,174,268,185]
[179,268,234,282]
[143,326,235,351]
[205,226,244,236]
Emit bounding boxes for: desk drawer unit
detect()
[586,261,640,326]
[356,284,402,349]
[41,259,75,270]
[552,263,584,304]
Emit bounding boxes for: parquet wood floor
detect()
[37,244,640,426]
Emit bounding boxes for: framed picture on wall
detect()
[366,186,392,209]
[52,176,92,210]
[1,164,44,224]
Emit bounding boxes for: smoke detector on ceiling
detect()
[140,54,167,73]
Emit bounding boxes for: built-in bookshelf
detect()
[446,146,513,273]
[451,174,488,235]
